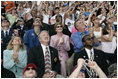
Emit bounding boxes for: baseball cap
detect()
[23,63,37,75]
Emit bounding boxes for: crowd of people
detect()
[1,1,117,78]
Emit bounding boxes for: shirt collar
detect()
[41,44,49,51]
[41,44,49,56]
[3,29,10,34]
[77,30,89,35]
[85,48,94,59]
[85,48,94,53]
[20,25,24,27]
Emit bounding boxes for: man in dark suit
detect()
[74,35,108,78]
[11,18,28,39]
[28,30,61,78]
[1,19,13,59]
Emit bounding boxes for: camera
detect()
[84,59,88,66]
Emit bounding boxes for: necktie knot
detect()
[46,47,48,50]
[5,31,8,38]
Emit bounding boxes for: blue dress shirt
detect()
[72,30,99,53]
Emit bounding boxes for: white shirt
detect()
[65,18,74,32]
[41,44,51,56]
[50,15,56,25]
[42,13,50,24]
[20,25,24,30]
[101,35,117,54]
[3,29,10,37]
[97,14,106,23]
[85,48,94,59]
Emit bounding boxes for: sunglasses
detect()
[57,25,62,28]
[26,67,36,71]
[80,69,85,73]
[35,18,41,22]
[86,38,93,41]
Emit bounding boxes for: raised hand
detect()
[55,39,60,46]
[87,60,98,70]
[77,58,85,68]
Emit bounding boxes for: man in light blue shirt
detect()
[66,16,99,76]
[72,18,99,53]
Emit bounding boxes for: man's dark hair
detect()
[55,7,59,10]
[55,14,62,22]
[56,14,62,19]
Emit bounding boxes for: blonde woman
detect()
[3,36,27,78]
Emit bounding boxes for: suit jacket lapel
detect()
[93,49,99,60]
[39,45,45,69]
[1,31,5,38]
[83,49,89,59]
[49,46,54,67]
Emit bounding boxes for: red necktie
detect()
[44,47,52,72]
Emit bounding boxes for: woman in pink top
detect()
[50,22,70,77]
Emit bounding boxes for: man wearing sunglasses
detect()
[23,63,37,78]
[67,17,99,76]
[74,35,108,78]
[23,18,42,51]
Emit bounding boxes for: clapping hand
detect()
[13,53,19,63]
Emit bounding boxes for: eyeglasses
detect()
[35,18,41,22]
[26,67,36,71]
[57,25,62,28]
[19,20,23,22]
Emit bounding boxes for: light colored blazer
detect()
[3,49,27,78]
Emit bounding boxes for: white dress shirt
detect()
[3,29,10,37]
[85,48,94,59]
[41,44,51,57]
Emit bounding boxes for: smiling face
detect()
[39,31,50,45]
[94,17,100,24]
[19,20,24,25]
[12,37,22,45]
[33,18,42,27]
[76,20,85,33]
[106,17,114,24]
[23,67,37,78]
[2,20,10,28]
[55,24,63,33]
[83,35,94,48]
